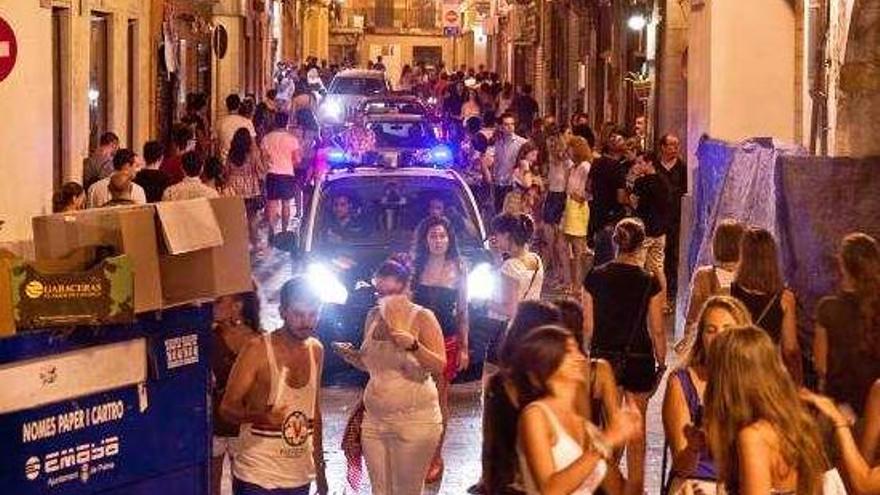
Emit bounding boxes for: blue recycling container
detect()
[0,306,212,494]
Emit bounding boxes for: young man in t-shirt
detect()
[134,140,170,203]
[630,151,671,302]
[261,112,302,239]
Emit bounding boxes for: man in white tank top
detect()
[220,277,328,495]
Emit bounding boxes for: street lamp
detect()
[627,13,647,31]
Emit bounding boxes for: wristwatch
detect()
[406,339,420,352]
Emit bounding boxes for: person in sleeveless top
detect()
[473,301,564,495]
[487,212,545,320]
[813,232,880,416]
[411,216,470,484]
[513,325,642,495]
[662,296,751,495]
[803,386,880,495]
[583,217,666,495]
[679,219,745,355]
[336,258,447,495]
[730,227,802,383]
[705,327,828,495]
[211,291,261,495]
[220,277,327,495]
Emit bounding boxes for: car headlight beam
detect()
[306,263,349,305]
[467,262,496,301]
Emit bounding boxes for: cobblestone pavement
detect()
[229,246,675,494]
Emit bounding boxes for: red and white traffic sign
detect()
[0,16,18,82]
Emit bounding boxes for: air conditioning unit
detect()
[352,15,365,28]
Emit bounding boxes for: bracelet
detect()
[406,339,420,352]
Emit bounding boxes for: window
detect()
[89,13,109,152]
[375,0,394,27]
[415,0,437,29]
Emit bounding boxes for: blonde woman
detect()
[662,296,751,495]
[559,136,593,295]
[705,326,828,495]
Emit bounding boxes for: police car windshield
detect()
[368,122,438,149]
[328,77,387,95]
[315,175,482,248]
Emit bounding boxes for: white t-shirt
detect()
[492,253,544,322]
[87,177,147,208]
[215,114,257,158]
[261,130,301,176]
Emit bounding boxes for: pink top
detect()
[261,130,301,176]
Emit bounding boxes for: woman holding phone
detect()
[334,257,447,495]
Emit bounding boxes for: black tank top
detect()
[412,284,459,339]
[731,283,784,344]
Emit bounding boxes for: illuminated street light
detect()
[627,13,647,31]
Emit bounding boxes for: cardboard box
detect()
[31,198,253,313]
[9,252,134,329]
[32,206,162,313]
[158,197,252,306]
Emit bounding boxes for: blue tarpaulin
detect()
[678,136,880,343]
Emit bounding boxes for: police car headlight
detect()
[320,100,343,120]
[306,263,349,305]
[467,263,496,301]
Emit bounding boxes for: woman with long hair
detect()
[662,296,752,495]
[225,127,267,249]
[814,232,880,416]
[678,219,746,354]
[513,325,642,495]
[705,326,828,495]
[210,290,261,495]
[582,217,666,495]
[553,297,620,437]
[542,131,573,287]
[411,215,470,483]
[802,384,880,495]
[335,257,447,495]
[731,227,802,382]
[474,301,564,495]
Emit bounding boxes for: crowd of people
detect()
[51,58,880,495]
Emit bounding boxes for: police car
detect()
[292,159,498,384]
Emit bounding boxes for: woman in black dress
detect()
[411,215,469,483]
[582,217,666,495]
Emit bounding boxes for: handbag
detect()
[485,256,540,365]
[593,274,660,387]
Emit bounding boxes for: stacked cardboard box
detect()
[0,197,253,336]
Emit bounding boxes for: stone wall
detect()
[835,0,880,157]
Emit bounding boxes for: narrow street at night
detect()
[1,0,880,494]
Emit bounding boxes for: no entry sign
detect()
[0,16,18,82]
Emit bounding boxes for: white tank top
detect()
[233,335,318,489]
[360,302,442,424]
[518,402,607,495]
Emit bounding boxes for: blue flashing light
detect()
[429,145,453,166]
[327,148,347,166]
